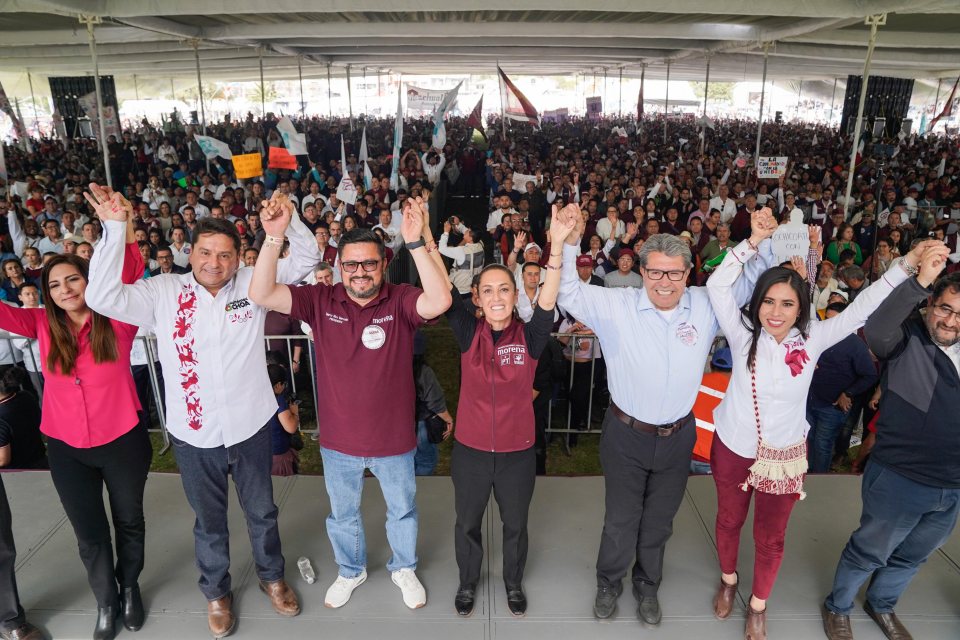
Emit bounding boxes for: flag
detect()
[637,71,645,120]
[918,112,928,136]
[358,126,372,192]
[0,83,29,152]
[929,75,959,131]
[431,81,462,149]
[194,134,233,160]
[812,133,818,146]
[465,96,486,141]
[390,87,403,191]
[497,67,540,126]
[336,135,358,205]
[276,116,308,155]
[0,142,6,184]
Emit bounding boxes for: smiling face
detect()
[477,268,518,326]
[926,287,960,348]
[339,241,384,301]
[189,232,240,293]
[639,252,689,311]
[758,281,800,342]
[46,262,88,313]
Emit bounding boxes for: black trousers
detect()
[47,424,153,607]
[595,408,696,596]
[131,363,165,431]
[0,477,25,632]
[451,443,536,589]
[532,392,550,475]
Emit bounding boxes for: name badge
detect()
[676,322,699,347]
[361,324,386,350]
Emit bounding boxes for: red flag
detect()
[498,67,540,126]
[929,75,959,131]
[466,96,487,140]
[268,146,298,170]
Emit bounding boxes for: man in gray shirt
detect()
[603,249,643,288]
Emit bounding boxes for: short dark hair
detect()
[192,217,241,252]
[337,229,385,261]
[932,272,960,303]
[825,301,848,315]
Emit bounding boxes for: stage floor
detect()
[4,472,959,639]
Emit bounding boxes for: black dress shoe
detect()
[637,595,662,625]
[454,585,476,617]
[93,604,119,640]
[122,585,145,631]
[0,621,46,640]
[506,585,527,617]
[593,583,622,620]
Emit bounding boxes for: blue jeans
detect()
[825,461,960,615]
[414,420,439,476]
[689,459,713,475]
[807,404,849,473]
[320,447,418,577]
[171,425,284,600]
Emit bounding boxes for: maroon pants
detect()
[710,436,799,600]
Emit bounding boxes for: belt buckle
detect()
[656,421,678,437]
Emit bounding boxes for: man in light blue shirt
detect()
[557,210,772,626]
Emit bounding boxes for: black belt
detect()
[610,403,688,437]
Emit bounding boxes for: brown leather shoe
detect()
[745,604,767,640]
[207,593,236,639]
[0,622,46,640]
[713,576,738,619]
[260,579,301,617]
[865,601,912,640]
[821,604,854,640]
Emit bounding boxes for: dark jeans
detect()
[807,404,850,473]
[0,477,25,632]
[596,408,696,595]
[171,425,284,600]
[47,424,153,607]
[131,363,165,431]
[825,461,960,615]
[451,443,536,588]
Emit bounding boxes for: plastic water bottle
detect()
[297,557,316,584]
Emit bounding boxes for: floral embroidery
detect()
[173,284,203,430]
[783,341,810,377]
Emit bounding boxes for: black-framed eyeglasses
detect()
[643,268,688,282]
[341,259,381,273]
[931,304,960,322]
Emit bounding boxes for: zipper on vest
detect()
[490,354,496,452]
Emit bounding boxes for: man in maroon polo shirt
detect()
[248,197,451,611]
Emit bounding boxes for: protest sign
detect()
[336,176,358,205]
[757,156,788,179]
[772,210,808,262]
[406,85,454,113]
[268,146,298,170]
[232,153,263,179]
[586,96,602,120]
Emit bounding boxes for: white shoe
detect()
[324,570,367,608]
[391,568,426,609]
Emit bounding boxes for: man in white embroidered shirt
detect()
[85,192,321,638]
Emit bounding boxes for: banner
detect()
[336,135,358,205]
[276,116,307,155]
[542,108,569,123]
[389,87,403,191]
[929,75,959,131]
[268,146,298,170]
[194,134,233,160]
[431,81,462,149]
[232,153,263,179]
[0,83,30,152]
[586,96,602,120]
[511,172,540,192]
[405,85,455,113]
[465,96,486,140]
[772,210,808,261]
[498,67,540,126]
[78,91,120,140]
[757,156,788,179]
[358,126,372,191]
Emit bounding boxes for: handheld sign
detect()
[232,153,263,179]
[336,175,358,205]
[268,146,298,170]
[757,156,788,179]
[772,210,808,262]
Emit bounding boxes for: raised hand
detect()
[513,230,528,252]
[790,255,808,281]
[549,204,578,246]
[917,244,950,287]
[905,238,942,269]
[749,207,777,244]
[808,224,821,249]
[260,192,293,238]
[400,200,424,244]
[625,222,639,240]
[84,182,131,222]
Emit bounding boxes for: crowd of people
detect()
[0,109,956,640]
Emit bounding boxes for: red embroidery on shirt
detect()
[174,285,203,430]
[783,341,810,377]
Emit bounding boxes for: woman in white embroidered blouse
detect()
[704,207,946,640]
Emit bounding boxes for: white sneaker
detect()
[324,570,367,608]
[391,568,426,609]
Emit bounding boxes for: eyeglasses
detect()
[341,259,381,273]
[931,304,960,322]
[643,268,688,282]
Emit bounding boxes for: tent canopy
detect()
[0,1,958,85]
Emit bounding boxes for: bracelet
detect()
[545,263,562,271]
[405,239,426,251]
[746,238,758,252]
[550,252,563,258]
[292,360,300,365]
[894,256,918,277]
[426,241,438,254]
[264,234,284,246]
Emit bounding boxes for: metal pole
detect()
[258,47,266,117]
[829,77,838,124]
[639,64,645,122]
[933,77,943,118]
[133,74,140,101]
[663,60,670,144]
[297,55,305,117]
[363,66,368,115]
[618,67,623,117]
[843,14,887,216]
[82,16,111,188]
[700,55,711,156]
[603,67,608,116]
[346,65,354,131]
[755,46,769,164]
[326,63,333,117]
[796,79,803,121]
[192,40,209,174]
[170,78,175,100]
[27,71,39,136]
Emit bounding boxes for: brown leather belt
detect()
[610,403,688,437]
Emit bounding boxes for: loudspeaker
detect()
[48,76,118,139]
[775,111,783,124]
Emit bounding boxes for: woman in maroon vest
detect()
[443,207,576,618]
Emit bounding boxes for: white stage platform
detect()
[4,472,959,639]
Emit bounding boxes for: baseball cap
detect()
[576,254,594,267]
[618,248,635,260]
[711,347,733,370]
[524,242,542,253]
